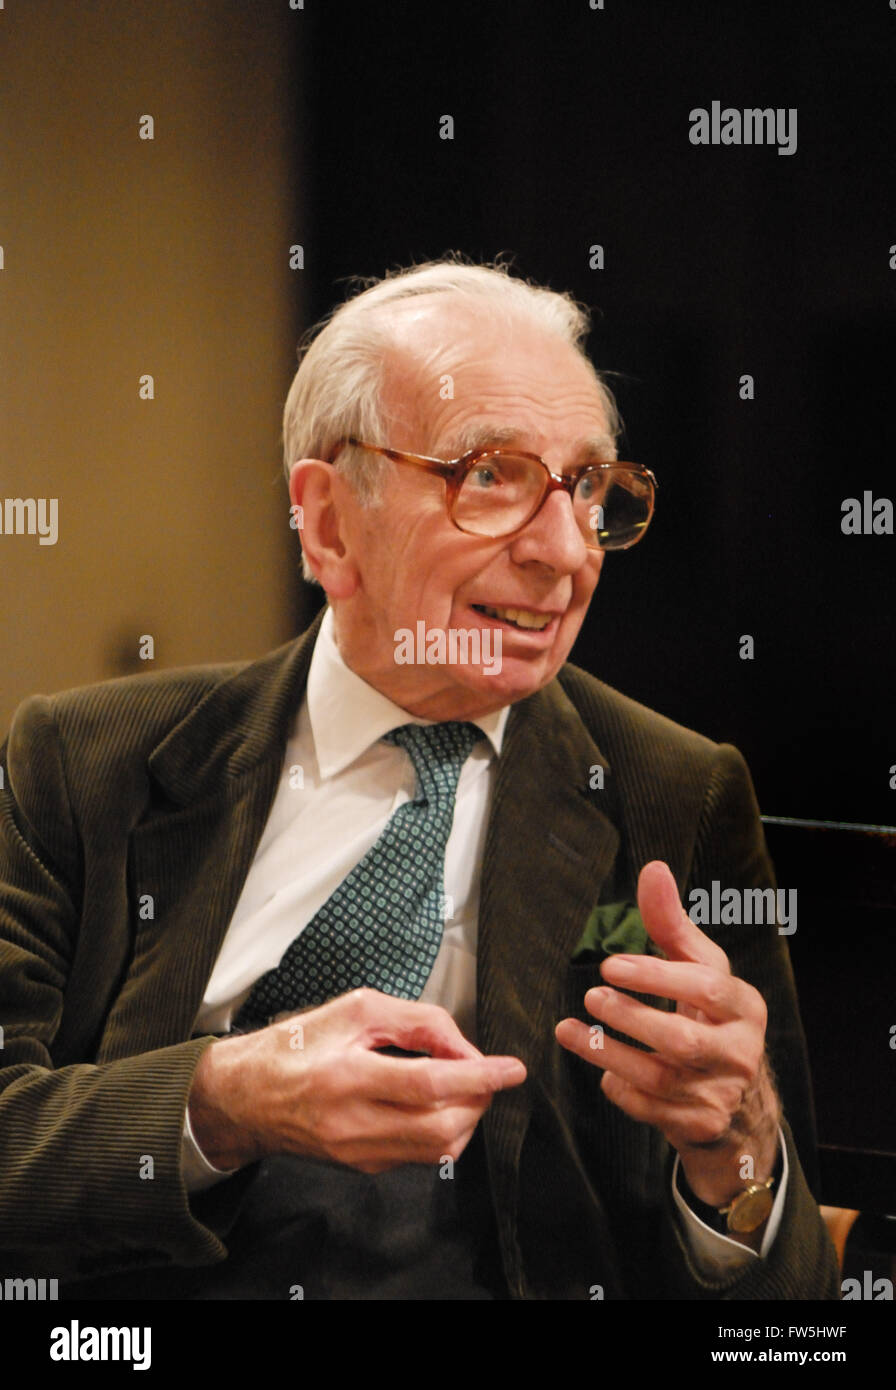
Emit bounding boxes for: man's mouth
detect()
[471,604,554,632]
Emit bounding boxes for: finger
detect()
[556,1019,735,1109]
[327,988,484,1060]
[356,1049,527,1105]
[556,1015,704,1091]
[556,1016,662,1078]
[581,985,728,1068]
[598,955,754,1023]
[298,1092,485,1170]
[555,1020,730,1141]
[556,1016,611,1063]
[598,1071,733,1148]
[331,1105,485,1170]
[637,860,729,969]
[401,1103,488,1160]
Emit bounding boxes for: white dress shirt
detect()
[183,608,786,1273]
[192,608,507,1041]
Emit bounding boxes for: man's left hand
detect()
[555,860,780,1210]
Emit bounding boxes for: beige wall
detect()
[0,0,308,732]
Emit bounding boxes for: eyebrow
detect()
[439,422,618,465]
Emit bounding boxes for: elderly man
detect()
[0,261,838,1300]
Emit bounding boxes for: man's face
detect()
[328,303,616,719]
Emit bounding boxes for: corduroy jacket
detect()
[0,611,840,1298]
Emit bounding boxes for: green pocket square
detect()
[573,900,649,960]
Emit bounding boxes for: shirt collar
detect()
[307,608,510,779]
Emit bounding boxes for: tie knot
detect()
[384,721,481,801]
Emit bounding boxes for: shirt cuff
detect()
[181,1105,239,1193]
[671,1126,789,1276]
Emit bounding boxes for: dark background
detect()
[2,0,893,1193]
[293,0,896,828]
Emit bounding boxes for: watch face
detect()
[728,1185,775,1234]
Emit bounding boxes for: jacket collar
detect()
[147,608,327,806]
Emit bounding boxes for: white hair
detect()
[282,258,621,580]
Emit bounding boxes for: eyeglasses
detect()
[328,437,657,551]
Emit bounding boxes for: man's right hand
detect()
[187,988,527,1174]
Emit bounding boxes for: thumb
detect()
[636,859,719,965]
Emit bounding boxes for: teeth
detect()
[478,605,552,631]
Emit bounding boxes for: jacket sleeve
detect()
[0,699,238,1282]
[662,741,841,1299]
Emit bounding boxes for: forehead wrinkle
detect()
[441,423,520,455]
[439,421,617,465]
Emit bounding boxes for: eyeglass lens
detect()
[453,454,652,549]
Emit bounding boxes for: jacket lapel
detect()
[476,676,620,1284]
[98,612,325,1060]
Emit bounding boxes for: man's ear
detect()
[288,460,359,598]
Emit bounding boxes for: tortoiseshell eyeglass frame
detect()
[327,435,658,550]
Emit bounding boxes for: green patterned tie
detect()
[235,721,481,1028]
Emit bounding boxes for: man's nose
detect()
[507,487,590,571]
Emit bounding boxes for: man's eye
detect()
[469,465,499,488]
[576,470,606,502]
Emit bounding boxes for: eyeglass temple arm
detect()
[334,437,454,479]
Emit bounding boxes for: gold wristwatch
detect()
[678,1150,781,1236]
[718,1175,776,1234]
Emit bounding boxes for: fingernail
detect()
[604,956,634,973]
